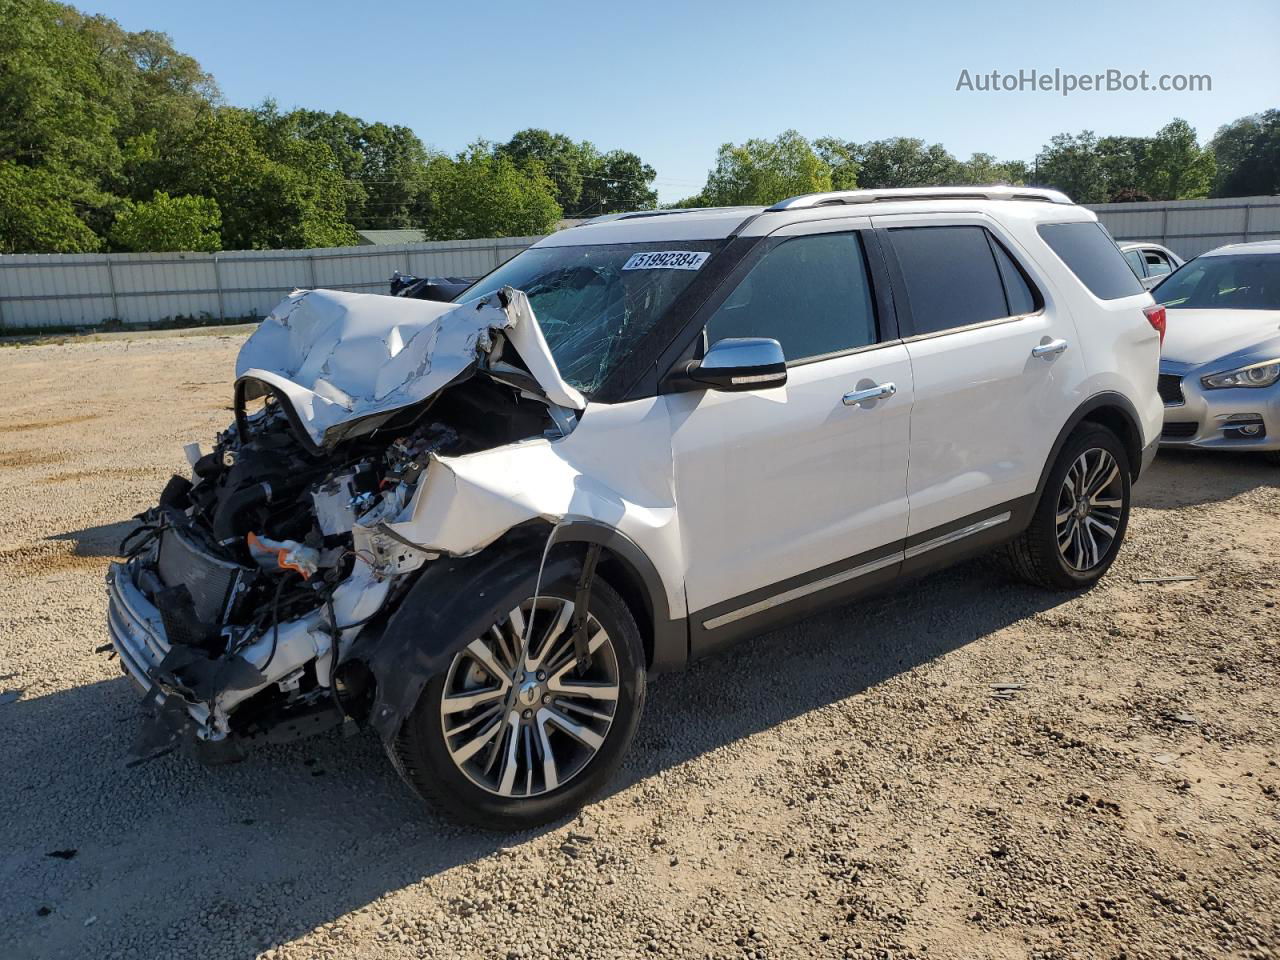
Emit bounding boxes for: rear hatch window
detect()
[1038,222,1145,300]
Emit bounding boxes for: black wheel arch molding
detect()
[1036,391,1149,498]
[354,520,686,745]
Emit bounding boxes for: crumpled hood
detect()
[1161,309,1280,366]
[235,288,584,448]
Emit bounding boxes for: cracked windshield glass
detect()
[459,241,719,394]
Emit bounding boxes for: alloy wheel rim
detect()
[1055,447,1124,571]
[440,597,619,798]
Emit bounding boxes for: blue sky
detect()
[88,0,1279,203]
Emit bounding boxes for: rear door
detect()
[667,219,913,652]
[874,215,1086,542]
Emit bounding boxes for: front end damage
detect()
[106,286,589,761]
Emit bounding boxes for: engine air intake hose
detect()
[212,482,273,544]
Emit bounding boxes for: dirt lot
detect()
[1,333,1277,960]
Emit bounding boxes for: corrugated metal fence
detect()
[1088,195,1280,259]
[0,236,542,330]
[4,196,1280,330]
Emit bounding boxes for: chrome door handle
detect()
[842,382,897,407]
[1031,338,1069,359]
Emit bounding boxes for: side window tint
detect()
[1144,251,1172,276]
[1037,221,1145,300]
[990,238,1039,316]
[889,226,1009,335]
[1124,249,1147,277]
[705,232,877,362]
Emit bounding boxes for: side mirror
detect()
[687,337,787,392]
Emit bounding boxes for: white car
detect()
[1153,240,1280,459]
[1121,241,1184,290]
[106,186,1163,829]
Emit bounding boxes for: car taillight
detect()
[1143,304,1166,345]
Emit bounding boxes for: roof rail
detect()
[767,185,1073,211]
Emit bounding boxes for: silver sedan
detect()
[1154,240,1280,462]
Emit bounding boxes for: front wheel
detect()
[1007,424,1132,590]
[388,575,646,830]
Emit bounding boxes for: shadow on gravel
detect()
[1,551,1073,959]
[1137,450,1277,510]
[49,519,136,557]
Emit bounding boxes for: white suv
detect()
[106,186,1163,829]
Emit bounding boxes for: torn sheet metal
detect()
[235,288,584,449]
[496,287,587,411]
[375,396,687,619]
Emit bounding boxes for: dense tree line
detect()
[0,0,658,253]
[2,1,1275,253]
[677,112,1278,208]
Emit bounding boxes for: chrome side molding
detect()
[902,512,1012,560]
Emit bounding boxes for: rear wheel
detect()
[1008,425,1132,590]
[389,575,645,830]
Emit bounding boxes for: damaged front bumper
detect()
[106,545,392,757]
[107,559,204,709]
[106,559,218,748]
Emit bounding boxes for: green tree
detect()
[577,149,658,216]
[0,0,124,244]
[74,12,219,153]
[1032,132,1108,203]
[419,146,561,240]
[137,106,357,249]
[1139,119,1214,200]
[689,130,832,206]
[854,138,958,188]
[109,190,220,251]
[356,121,433,228]
[953,152,1028,185]
[287,109,432,229]
[0,0,120,177]
[1211,110,1280,197]
[1096,136,1149,200]
[497,129,591,215]
[0,160,101,253]
[814,137,860,190]
[497,131,658,217]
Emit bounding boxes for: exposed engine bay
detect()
[107,286,580,760]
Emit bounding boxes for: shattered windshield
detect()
[458,241,719,395]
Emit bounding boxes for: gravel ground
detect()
[1,334,1277,960]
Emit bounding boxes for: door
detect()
[875,216,1086,539]
[666,222,913,649]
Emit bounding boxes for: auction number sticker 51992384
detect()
[621,250,710,271]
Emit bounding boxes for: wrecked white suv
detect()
[107,187,1163,829]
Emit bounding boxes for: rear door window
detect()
[887,226,1014,336]
[1037,222,1145,300]
[1124,249,1147,277]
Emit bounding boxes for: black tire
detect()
[388,575,646,831]
[1007,424,1132,590]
